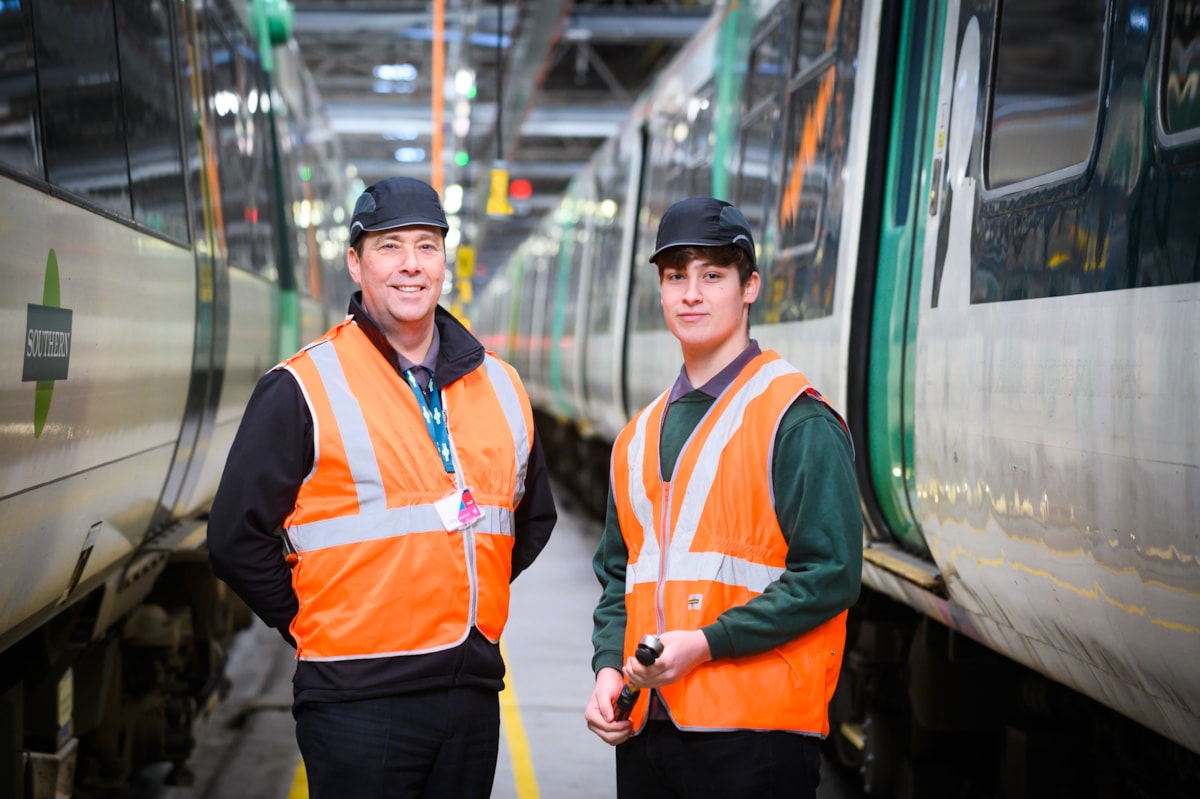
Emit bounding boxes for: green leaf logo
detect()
[28,249,70,438]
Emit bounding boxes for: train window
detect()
[517,255,538,376]
[1162,0,1200,134]
[792,0,837,79]
[778,75,831,252]
[660,113,690,198]
[778,0,840,250]
[250,73,281,276]
[0,0,41,179]
[207,25,252,272]
[560,223,584,346]
[34,0,132,218]
[685,85,715,197]
[762,0,856,323]
[735,111,774,245]
[745,7,786,118]
[736,10,786,232]
[986,0,1106,189]
[630,199,668,333]
[116,0,189,243]
[589,214,621,335]
[207,20,278,279]
[589,157,627,335]
[297,165,331,299]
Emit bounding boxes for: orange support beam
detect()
[432,0,445,194]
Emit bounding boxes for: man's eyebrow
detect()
[378,230,439,242]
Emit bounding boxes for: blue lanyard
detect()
[404,369,454,473]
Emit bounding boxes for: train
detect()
[0,0,350,796]
[471,0,1200,794]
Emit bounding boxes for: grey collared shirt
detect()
[397,326,441,391]
[666,339,762,403]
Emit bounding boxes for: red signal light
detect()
[509,178,533,200]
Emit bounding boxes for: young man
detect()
[584,197,862,798]
[209,177,556,799]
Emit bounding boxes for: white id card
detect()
[433,487,485,531]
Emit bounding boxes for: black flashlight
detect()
[613,634,664,721]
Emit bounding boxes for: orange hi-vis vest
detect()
[611,350,850,734]
[279,320,534,662]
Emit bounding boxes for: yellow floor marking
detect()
[288,758,308,799]
[500,637,541,798]
[285,643,540,798]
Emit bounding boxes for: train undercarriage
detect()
[0,518,251,799]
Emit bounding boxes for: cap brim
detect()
[649,239,730,263]
[363,216,449,232]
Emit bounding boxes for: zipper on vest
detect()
[464,526,479,627]
[655,481,670,635]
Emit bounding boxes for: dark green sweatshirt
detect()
[591,373,863,675]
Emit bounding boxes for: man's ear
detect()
[742,271,761,304]
[347,246,363,285]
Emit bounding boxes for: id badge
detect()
[458,488,484,526]
[434,488,484,531]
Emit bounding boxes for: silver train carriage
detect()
[472,0,1200,794]
[0,0,350,796]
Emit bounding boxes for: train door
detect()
[150,0,231,525]
[862,1,945,555]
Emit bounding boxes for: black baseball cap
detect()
[349,177,449,246]
[649,197,756,269]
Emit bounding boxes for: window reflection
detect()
[987,0,1105,187]
[1162,0,1200,133]
[35,0,132,217]
[116,0,189,242]
[207,19,276,277]
[0,0,41,178]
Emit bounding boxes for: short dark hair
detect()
[654,244,756,286]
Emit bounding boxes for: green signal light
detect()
[300,166,312,181]
[455,151,470,167]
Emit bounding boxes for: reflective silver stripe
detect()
[289,505,516,552]
[666,549,785,595]
[307,341,387,517]
[281,365,320,484]
[625,390,669,589]
[481,355,531,506]
[625,362,800,594]
[672,359,797,555]
[300,631,471,661]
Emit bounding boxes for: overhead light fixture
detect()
[374,63,417,82]
[444,184,464,214]
[394,147,426,163]
[455,69,475,96]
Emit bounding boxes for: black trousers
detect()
[295,688,500,799]
[615,720,822,799]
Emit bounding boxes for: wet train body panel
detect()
[1,189,197,651]
[911,0,1200,752]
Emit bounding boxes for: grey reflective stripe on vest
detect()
[624,389,669,590]
[286,341,522,553]
[481,354,531,506]
[309,340,388,517]
[625,363,796,594]
[289,503,515,552]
